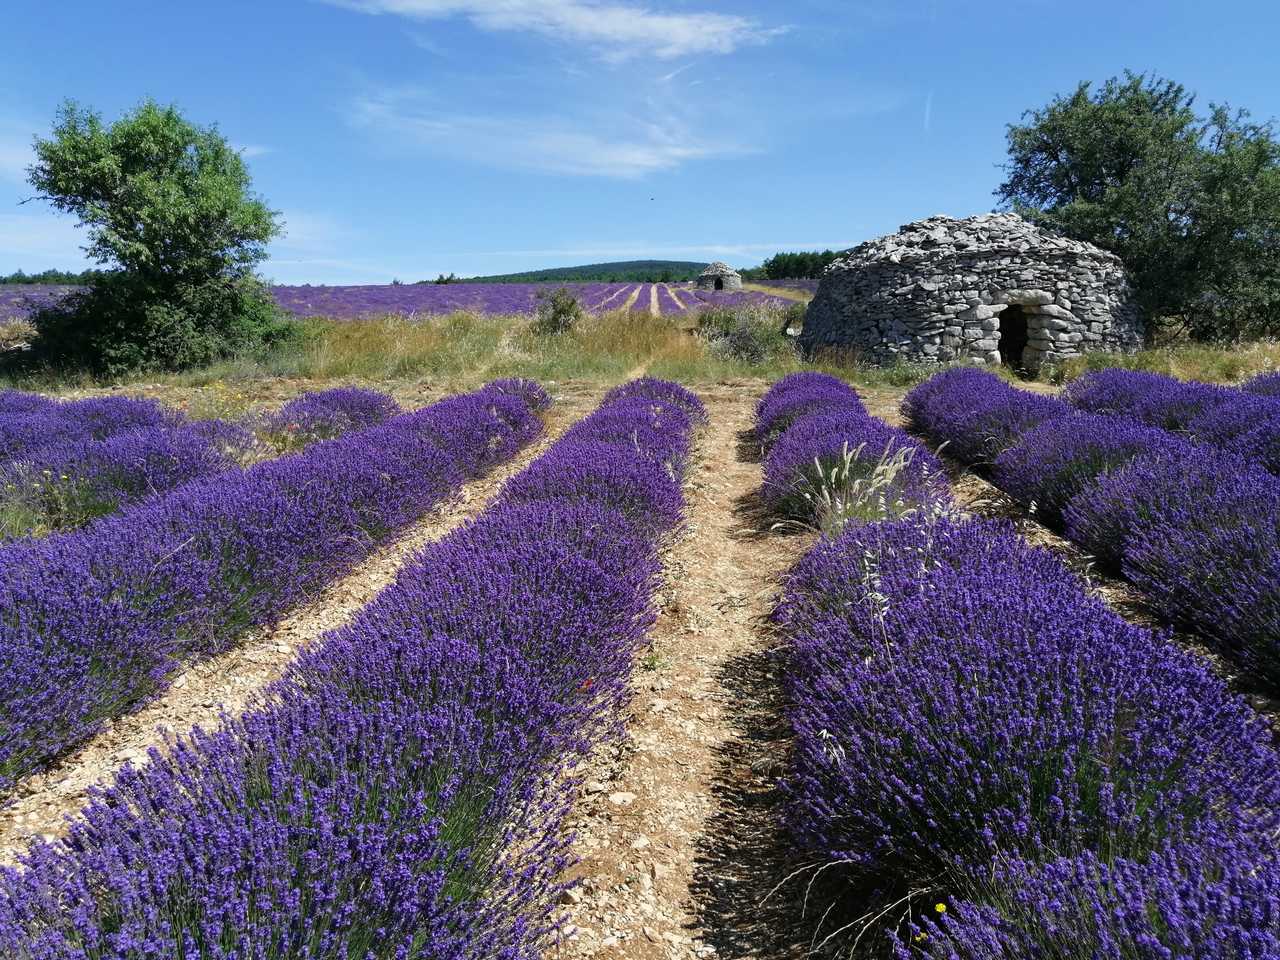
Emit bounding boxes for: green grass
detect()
[1040,341,1280,385]
[6,304,1275,398]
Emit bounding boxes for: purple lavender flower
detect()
[992,413,1196,527]
[0,382,546,793]
[262,386,402,449]
[0,378,697,957]
[0,422,250,538]
[755,372,864,447]
[898,837,1280,958]
[778,515,1280,946]
[902,367,1071,466]
[762,408,949,520]
[1243,370,1280,397]
[1063,368,1231,431]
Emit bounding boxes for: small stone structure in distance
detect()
[696,261,744,292]
[799,213,1143,371]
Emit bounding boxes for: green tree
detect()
[760,250,841,280]
[23,99,289,374]
[997,71,1280,341]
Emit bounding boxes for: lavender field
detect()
[1,281,791,323]
[2,367,1279,956]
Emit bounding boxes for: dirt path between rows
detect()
[552,384,817,960]
[0,391,598,865]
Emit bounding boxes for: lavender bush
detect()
[908,367,1280,692]
[3,282,789,322]
[1185,391,1280,475]
[261,386,402,450]
[0,377,696,958]
[762,409,949,524]
[0,382,545,793]
[899,837,1280,958]
[1244,370,1280,397]
[992,413,1197,527]
[778,514,1280,950]
[754,372,863,448]
[901,367,1071,465]
[1,393,180,463]
[1084,450,1280,685]
[1063,368,1231,431]
[0,421,252,539]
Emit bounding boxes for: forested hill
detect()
[464,260,710,283]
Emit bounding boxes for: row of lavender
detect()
[0,381,547,795]
[0,387,404,540]
[2,283,791,322]
[904,367,1280,688]
[758,372,1280,955]
[0,377,702,957]
[1062,367,1280,475]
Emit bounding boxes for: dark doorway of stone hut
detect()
[714,277,724,290]
[998,305,1029,369]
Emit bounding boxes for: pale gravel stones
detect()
[800,212,1143,371]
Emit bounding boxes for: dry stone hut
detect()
[799,213,1143,370]
[697,261,743,292]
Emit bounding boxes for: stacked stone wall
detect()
[800,214,1143,369]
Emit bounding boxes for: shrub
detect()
[754,372,863,448]
[1186,391,1280,475]
[1062,368,1230,431]
[262,386,402,451]
[0,379,696,956]
[696,304,797,365]
[762,409,949,528]
[778,515,1280,947]
[992,413,1194,527]
[24,100,287,374]
[532,287,583,335]
[0,382,544,792]
[1244,370,1280,397]
[1096,451,1280,685]
[900,838,1280,959]
[0,422,249,539]
[602,376,707,424]
[902,367,1071,465]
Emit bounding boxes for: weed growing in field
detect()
[532,288,584,336]
[781,441,948,537]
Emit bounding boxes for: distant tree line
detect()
[464,260,708,284]
[742,250,844,281]
[1,268,106,285]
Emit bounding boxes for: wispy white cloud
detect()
[349,88,742,177]
[232,143,274,159]
[324,0,785,60]
[657,62,696,84]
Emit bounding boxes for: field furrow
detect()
[553,385,814,959]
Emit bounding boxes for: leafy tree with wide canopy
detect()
[997,71,1280,342]
[24,99,289,374]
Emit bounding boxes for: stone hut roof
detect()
[698,261,741,279]
[827,212,1123,272]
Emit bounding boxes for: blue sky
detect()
[2,0,1278,284]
